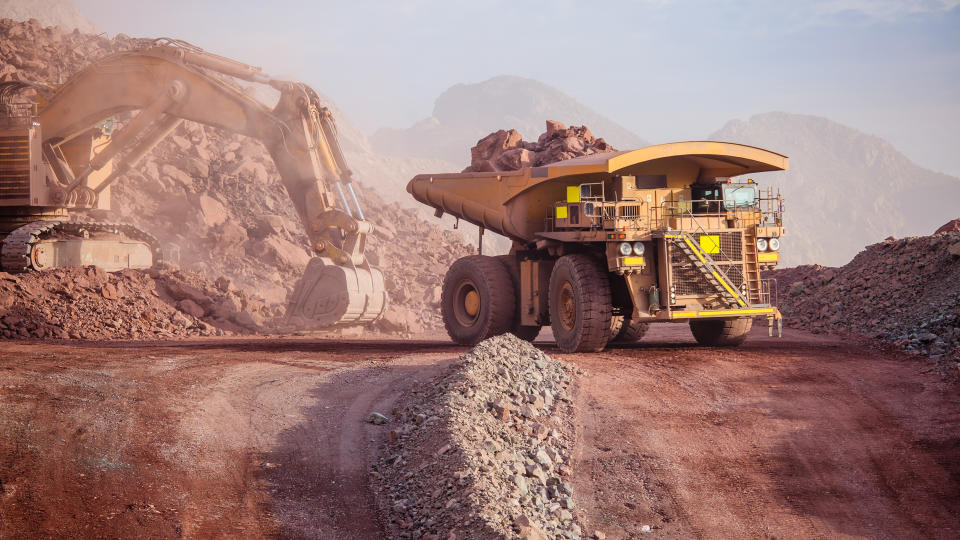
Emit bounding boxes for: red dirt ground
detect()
[0,327,957,539]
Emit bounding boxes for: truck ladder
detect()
[668,232,749,308]
[741,228,764,304]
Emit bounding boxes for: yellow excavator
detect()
[0,38,385,327]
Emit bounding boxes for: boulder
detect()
[178,298,205,318]
[161,164,194,189]
[197,194,227,227]
[252,235,312,270]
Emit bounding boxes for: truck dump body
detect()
[408,141,788,243]
[408,141,789,352]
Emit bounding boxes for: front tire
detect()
[549,254,612,353]
[689,317,752,346]
[441,255,516,346]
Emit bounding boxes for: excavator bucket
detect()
[287,257,387,327]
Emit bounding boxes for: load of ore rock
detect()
[463,120,617,173]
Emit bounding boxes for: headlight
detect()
[619,242,632,256]
[756,238,768,251]
[768,238,780,251]
[631,242,645,255]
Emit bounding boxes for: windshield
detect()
[722,184,757,208]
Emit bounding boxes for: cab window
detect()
[722,185,757,208]
[692,185,722,214]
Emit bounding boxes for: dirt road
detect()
[1,328,958,539]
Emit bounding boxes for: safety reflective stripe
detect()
[671,308,775,318]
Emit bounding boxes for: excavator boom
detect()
[0,40,386,327]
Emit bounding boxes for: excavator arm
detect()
[34,40,386,326]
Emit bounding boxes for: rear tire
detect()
[495,254,541,342]
[689,317,752,346]
[549,254,612,353]
[610,315,650,344]
[441,255,516,346]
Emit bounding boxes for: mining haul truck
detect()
[408,142,787,352]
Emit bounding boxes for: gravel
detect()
[372,334,583,539]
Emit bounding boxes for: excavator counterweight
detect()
[0,40,386,327]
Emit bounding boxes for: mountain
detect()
[371,75,648,168]
[710,112,960,267]
[0,0,97,33]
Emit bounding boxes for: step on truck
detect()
[407,141,787,352]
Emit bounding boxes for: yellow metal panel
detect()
[704,308,774,316]
[699,235,720,254]
[555,205,568,219]
[758,252,779,262]
[566,186,580,203]
[622,256,645,266]
[672,307,775,319]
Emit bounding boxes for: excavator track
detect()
[0,220,162,273]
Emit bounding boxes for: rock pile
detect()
[0,18,475,334]
[0,265,271,340]
[463,120,616,173]
[373,334,585,539]
[935,218,960,235]
[769,224,960,365]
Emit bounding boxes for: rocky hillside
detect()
[371,75,648,167]
[711,112,960,267]
[0,19,475,333]
[769,225,960,366]
[0,0,96,33]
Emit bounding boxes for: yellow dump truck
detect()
[408,141,787,352]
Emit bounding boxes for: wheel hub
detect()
[464,290,480,316]
[453,281,481,326]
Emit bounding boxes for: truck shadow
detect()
[251,357,456,539]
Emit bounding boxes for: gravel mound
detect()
[0,264,275,339]
[463,120,616,173]
[373,334,586,539]
[769,228,960,366]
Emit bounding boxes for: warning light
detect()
[618,234,626,239]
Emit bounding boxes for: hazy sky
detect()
[77,0,960,176]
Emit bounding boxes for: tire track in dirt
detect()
[564,325,960,539]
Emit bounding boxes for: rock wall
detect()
[769,224,960,366]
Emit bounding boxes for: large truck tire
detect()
[610,316,650,344]
[441,255,516,346]
[495,254,542,342]
[549,254,612,353]
[689,317,753,346]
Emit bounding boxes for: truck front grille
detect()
[670,231,745,297]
